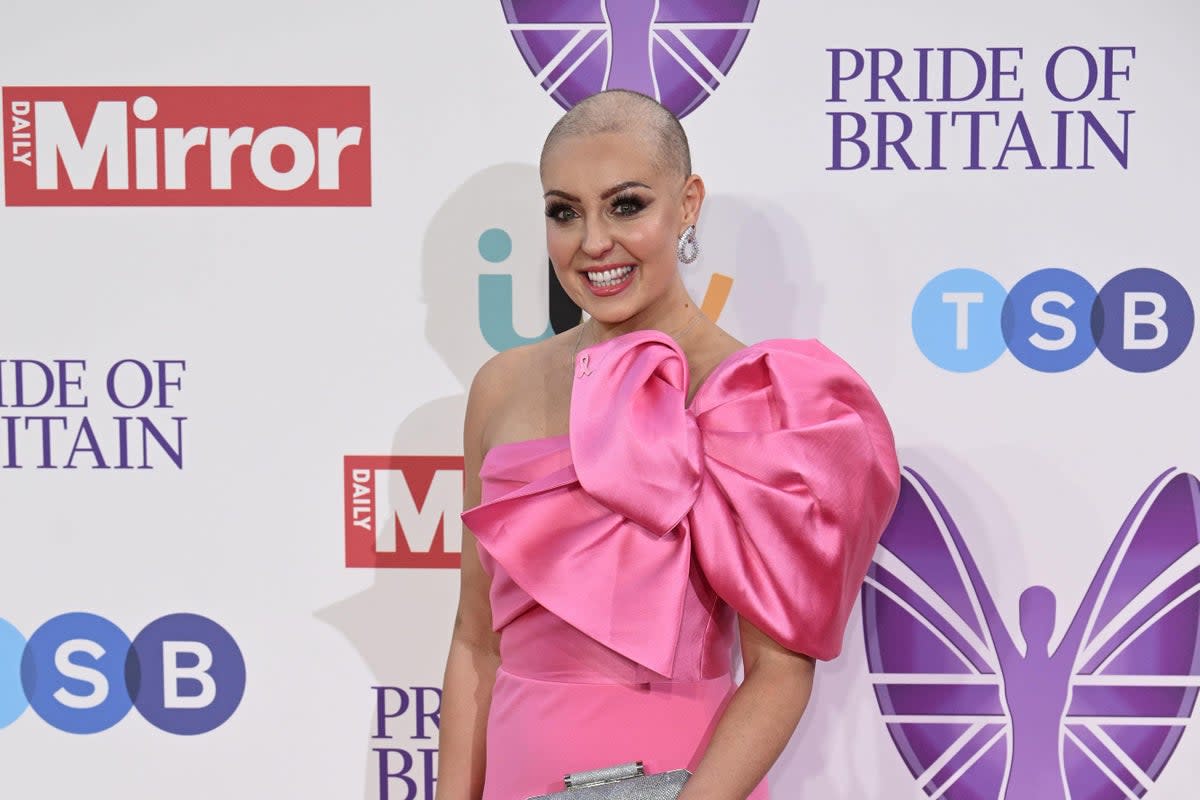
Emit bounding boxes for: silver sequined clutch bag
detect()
[526,762,691,800]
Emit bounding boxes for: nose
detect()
[580,218,613,260]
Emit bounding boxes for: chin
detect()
[580,286,647,318]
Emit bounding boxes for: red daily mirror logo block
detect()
[3,86,371,206]
[344,456,464,569]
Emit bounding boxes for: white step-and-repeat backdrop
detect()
[1,1,1197,798]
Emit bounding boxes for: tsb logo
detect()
[0,612,244,734]
[344,456,463,569]
[3,86,371,206]
[912,267,1194,372]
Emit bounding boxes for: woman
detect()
[437,89,900,800]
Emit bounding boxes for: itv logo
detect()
[476,226,734,351]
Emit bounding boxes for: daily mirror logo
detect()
[344,456,464,569]
[502,0,760,117]
[3,86,371,206]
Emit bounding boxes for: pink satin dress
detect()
[461,330,899,800]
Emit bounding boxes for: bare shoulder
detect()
[468,331,572,401]
[467,345,526,410]
[464,329,578,452]
[464,345,529,447]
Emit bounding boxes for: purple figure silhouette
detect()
[963,577,1092,796]
[502,1,760,117]
[1000,588,1073,798]
[863,468,1200,799]
[602,0,657,98]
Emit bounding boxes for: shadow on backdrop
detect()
[696,194,823,343]
[316,163,546,800]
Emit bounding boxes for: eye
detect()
[611,193,647,217]
[545,203,578,222]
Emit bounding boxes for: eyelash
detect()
[545,202,576,222]
[544,193,649,222]
[610,193,646,216]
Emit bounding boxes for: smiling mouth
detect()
[584,265,636,287]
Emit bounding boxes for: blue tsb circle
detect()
[1001,268,1098,372]
[912,268,1008,372]
[1093,268,1195,372]
[128,613,246,735]
[21,613,133,734]
[477,228,513,263]
[0,619,28,727]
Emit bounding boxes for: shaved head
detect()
[539,89,692,179]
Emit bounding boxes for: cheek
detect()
[624,216,676,264]
[545,223,576,268]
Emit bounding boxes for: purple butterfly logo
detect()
[862,467,1200,799]
[501,1,760,118]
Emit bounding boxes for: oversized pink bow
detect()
[462,331,900,676]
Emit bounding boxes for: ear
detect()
[680,173,706,228]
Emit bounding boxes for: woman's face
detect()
[540,131,699,326]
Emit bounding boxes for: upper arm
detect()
[454,352,516,652]
[738,614,815,678]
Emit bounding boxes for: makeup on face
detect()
[540,131,689,318]
[542,179,662,300]
[543,181,654,222]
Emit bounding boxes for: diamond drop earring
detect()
[677,225,699,264]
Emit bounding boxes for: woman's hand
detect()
[676,616,816,800]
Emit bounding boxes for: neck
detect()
[585,278,700,345]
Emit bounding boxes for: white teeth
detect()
[585,265,634,287]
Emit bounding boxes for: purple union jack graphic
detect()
[501,1,760,117]
[863,467,1200,799]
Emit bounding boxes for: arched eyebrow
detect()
[543,181,652,202]
[600,181,651,199]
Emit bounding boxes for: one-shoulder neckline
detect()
[480,336,794,469]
